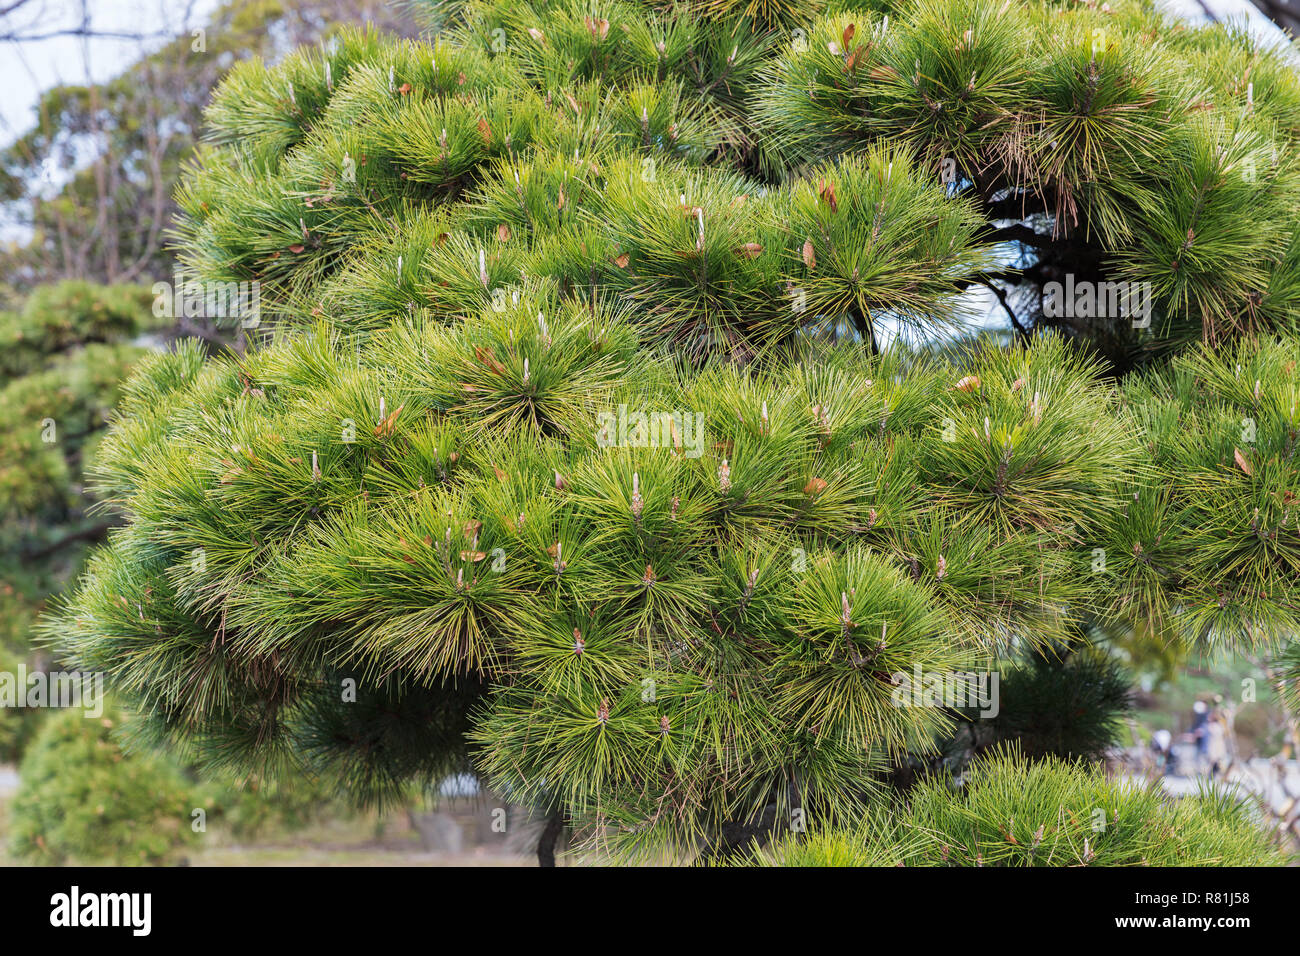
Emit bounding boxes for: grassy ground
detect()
[186,811,534,867]
[190,846,531,866]
[0,782,536,866]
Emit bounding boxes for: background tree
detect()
[0,280,156,760]
[0,0,416,295]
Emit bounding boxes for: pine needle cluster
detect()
[757,748,1288,867]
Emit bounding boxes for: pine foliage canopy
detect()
[45,0,1300,860]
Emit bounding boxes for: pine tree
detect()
[46,0,1300,864]
[0,281,157,760]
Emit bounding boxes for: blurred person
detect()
[1189,700,1210,771]
[1151,728,1175,776]
[1206,709,1229,779]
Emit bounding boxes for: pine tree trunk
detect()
[537,809,565,867]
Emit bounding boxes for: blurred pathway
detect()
[1121,747,1300,813]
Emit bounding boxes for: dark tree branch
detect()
[20,520,117,562]
[952,269,1030,292]
[979,278,1031,343]
[984,191,1051,222]
[978,223,1053,248]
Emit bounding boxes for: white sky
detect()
[0,0,222,145]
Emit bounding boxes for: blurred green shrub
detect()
[8,704,194,865]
